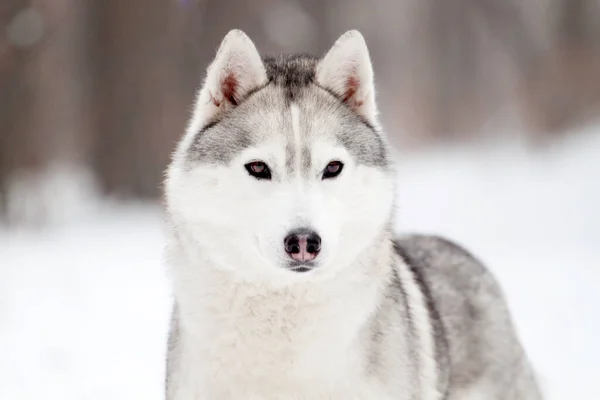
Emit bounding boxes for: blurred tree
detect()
[0,0,88,222]
[520,0,600,136]
[89,0,173,198]
[0,0,32,216]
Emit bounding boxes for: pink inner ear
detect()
[209,73,238,108]
[342,75,363,109]
[221,73,239,106]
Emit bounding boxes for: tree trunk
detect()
[0,0,88,222]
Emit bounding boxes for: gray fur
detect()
[284,142,312,176]
[364,262,420,386]
[186,54,388,169]
[393,235,542,399]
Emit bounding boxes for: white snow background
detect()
[1,127,599,399]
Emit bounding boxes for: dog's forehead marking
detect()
[288,103,311,177]
[291,103,301,175]
[286,103,312,177]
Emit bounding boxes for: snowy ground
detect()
[1,129,599,399]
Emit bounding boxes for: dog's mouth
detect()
[287,261,317,273]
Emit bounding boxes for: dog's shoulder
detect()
[393,234,523,396]
[393,233,506,325]
[393,235,492,284]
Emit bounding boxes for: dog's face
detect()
[165,30,394,281]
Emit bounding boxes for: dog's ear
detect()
[195,30,267,124]
[316,31,377,124]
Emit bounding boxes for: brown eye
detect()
[322,161,344,179]
[251,163,264,173]
[245,161,271,180]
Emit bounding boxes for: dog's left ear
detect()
[316,31,377,124]
[194,30,267,125]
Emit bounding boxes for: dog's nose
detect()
[284,229,321,262]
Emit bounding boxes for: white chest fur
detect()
[169,265,412,400]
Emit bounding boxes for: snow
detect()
[0,203,170,400]
[1,129,599,399]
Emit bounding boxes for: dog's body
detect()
[164,30,542,399]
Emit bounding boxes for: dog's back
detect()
[395,235,542,399]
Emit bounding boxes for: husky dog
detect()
[164,30,542,400]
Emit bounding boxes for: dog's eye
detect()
[245,161,271,180]
[322,161,344,179]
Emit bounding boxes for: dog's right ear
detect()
[194,30,267,125]
[316,31,377,125]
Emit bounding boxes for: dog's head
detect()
[165,30,395,280]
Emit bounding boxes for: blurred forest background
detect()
[1,0,600,224]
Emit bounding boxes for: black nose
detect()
[283,229,321,262]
